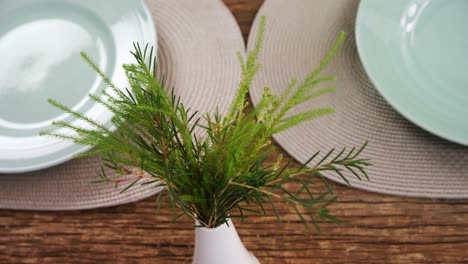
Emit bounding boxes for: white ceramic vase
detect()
[192,219,260,264]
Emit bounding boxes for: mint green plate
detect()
[356,0,468,145]
[0,0,156,173]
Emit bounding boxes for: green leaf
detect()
[274,108,335,133]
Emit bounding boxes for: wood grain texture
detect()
[1,1,468,263]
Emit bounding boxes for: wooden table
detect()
[1,1,468,263]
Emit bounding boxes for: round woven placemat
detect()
[248,0,468,198]
[0,0,244,210]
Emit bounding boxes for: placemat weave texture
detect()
[0,0,245,210]
[248,0,468,198]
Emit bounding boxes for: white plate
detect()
[0,0,156,173]
[356,0,468,145]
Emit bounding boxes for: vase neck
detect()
[192,219,259,264]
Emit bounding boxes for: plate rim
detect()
[0,0,157,173]
[355,0,468,146]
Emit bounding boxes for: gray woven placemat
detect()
[248,0,468,198]
[0,0,245,210]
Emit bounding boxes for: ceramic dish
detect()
[0,0,156,173]
[356,0,468,145]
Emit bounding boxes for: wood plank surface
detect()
[1,1,468,263]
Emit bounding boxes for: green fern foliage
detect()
[41,16,369,231]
